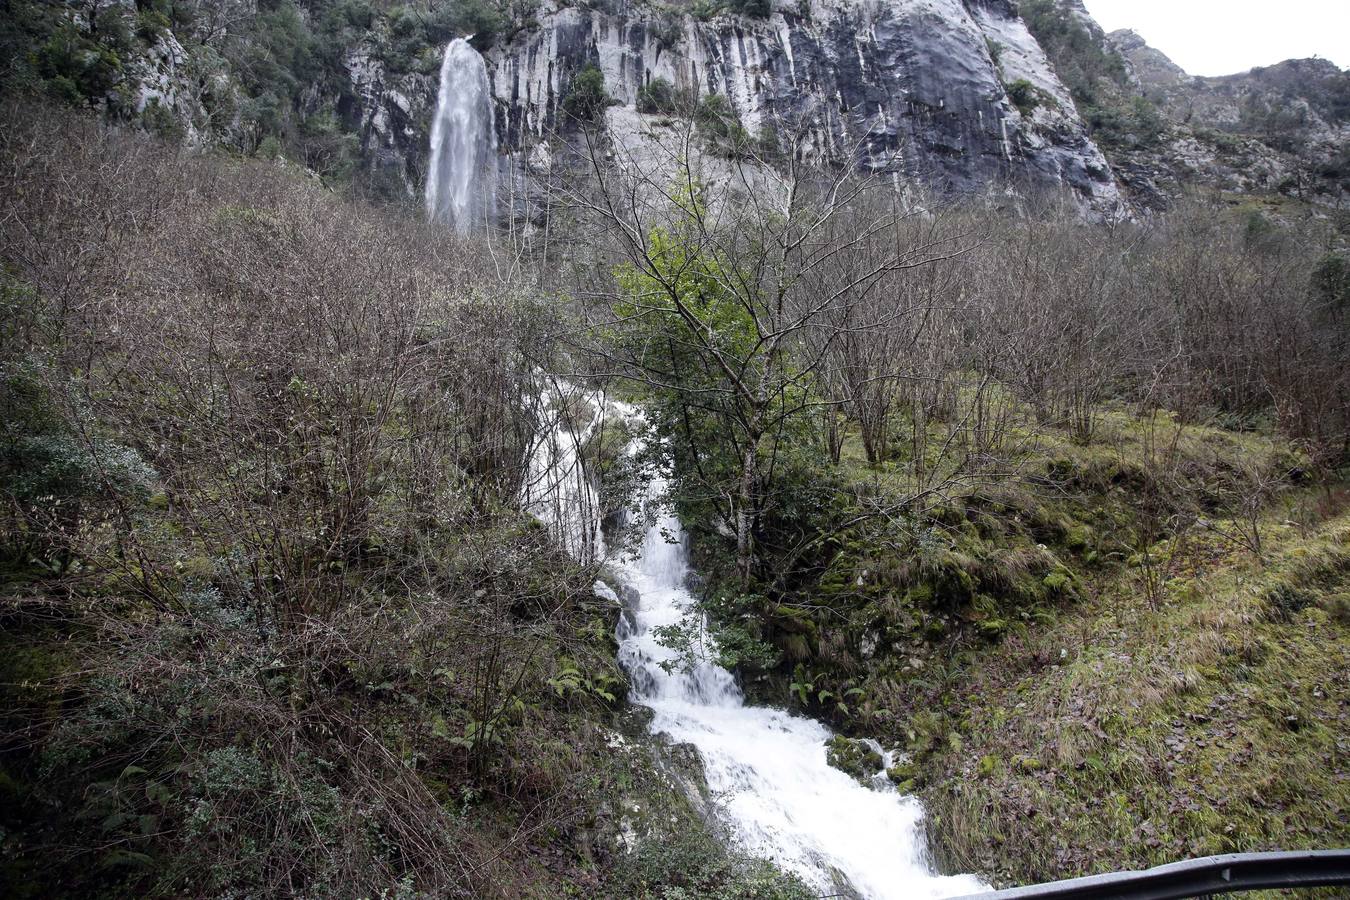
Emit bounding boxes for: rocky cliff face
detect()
[350,0,1125,216]
[22,0,1340,215]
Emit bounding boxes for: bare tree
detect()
[551,117,973,585]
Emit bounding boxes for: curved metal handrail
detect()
[951,849,1350,899]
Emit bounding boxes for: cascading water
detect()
[425,38,496,233]
[525,397,985,897]
[612,427,987,899]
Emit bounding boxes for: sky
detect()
[1080,0,1350,77]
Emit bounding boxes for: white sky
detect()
[1080,0,1350,77]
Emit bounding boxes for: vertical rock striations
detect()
[341,0,1125,216]
[471,0,1123,214]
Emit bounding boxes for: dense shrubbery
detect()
[727,0,772,18]
[637,76,682,115]
[694,93,754,154]
[0,104,666,898]
[1005,78,1040,114]
[562,64,613,125]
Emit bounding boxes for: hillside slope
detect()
[3,0,1126,212]
[924,499,1350,884]
[0,104,811,900]
[1014,0,1349,207]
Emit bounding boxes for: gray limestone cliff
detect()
[349,0,1124,216]
[33,0,1342,215]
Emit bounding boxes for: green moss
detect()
[1042,568,1073,596]
[887,759,919,785]
[825,735,883,783]
[1064,524,1094,553]
[919,509,1350,886]
[977,618,1009,641]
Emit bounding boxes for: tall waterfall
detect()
[425,38,496,233]
[612,422,987,899]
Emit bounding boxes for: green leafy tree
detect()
[562,64,612,125]
[573,145,963,586]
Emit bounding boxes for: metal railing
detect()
[952,850,1350,899]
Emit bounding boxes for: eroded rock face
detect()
[1107,29,1350,204]
[350,0,1125,216]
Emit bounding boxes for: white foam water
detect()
[613,443,987,898]
[523,393,985,897]
[425,38,496,232]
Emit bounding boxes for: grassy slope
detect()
[700,393,1345,887]
[921,493,1350,885]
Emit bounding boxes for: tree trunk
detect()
[736,430,761,589]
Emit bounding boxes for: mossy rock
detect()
[825,735,882,784]
[906,583,935,607]
[770,603,819,635]
[1042,567,1077,599]
[977,618,1008,641]
[1064,524,1095,553]
[922,554,977,609]
[886,759,919,785]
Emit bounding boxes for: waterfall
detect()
[610,414,987,899]
[425,38,496,233]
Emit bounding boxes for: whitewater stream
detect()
[518,391,984,896]
[610,457,986,898]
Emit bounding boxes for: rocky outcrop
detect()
[22,0,1344,215]
[351,0,1125,216]
[1107,30,1350,204]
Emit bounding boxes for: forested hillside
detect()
[0,105,813,898]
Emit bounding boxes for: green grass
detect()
[919,499,1350,887]
[705,391,1340,888]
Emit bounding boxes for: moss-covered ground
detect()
[920,497,1350,886]
[693,397,1347,888]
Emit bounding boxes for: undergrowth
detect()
[920,495,1350,886]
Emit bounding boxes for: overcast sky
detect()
[1080,0,1350,77]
